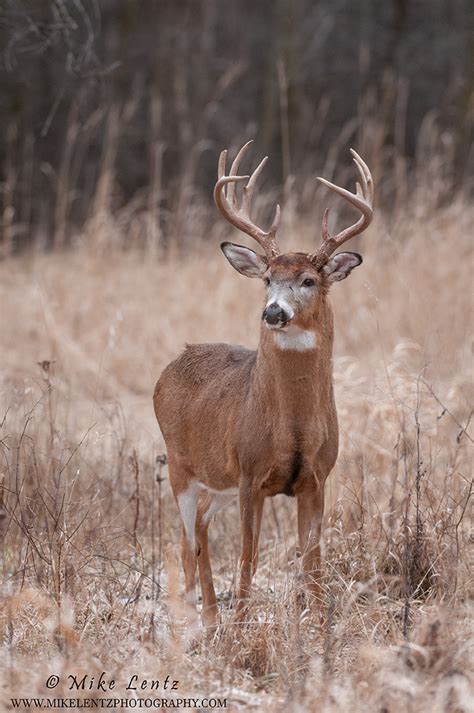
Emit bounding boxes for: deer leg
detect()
[195,496,218,627]
[297,487,325,614]
[197,488,240,625]
[180,527,198,610]
[174,479,200,613]
[252,495,265,577]
[237,483,260,612]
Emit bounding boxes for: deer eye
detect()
[263,277,271,286]
[302,278,315,287]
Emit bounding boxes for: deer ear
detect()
[322,251,362,282]
[220,242,268,278]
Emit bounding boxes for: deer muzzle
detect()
[262,302,292,328]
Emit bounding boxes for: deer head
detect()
[214,141,373,341]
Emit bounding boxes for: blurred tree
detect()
[0,0,471,250]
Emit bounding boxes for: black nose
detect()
[262,302,288,325]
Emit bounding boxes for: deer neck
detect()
[254,300,335,417]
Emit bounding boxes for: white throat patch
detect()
[273,327,317,351]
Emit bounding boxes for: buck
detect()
[154,141,373,625]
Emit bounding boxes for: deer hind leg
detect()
[174,477,200,613]
[197,489,239,626]
[195,494,218,627]
[180,526,197,611]
[297,487,325,615]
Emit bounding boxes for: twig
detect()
[422,379,473,443]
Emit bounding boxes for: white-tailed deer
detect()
[154,141,373,625]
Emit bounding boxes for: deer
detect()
[153,140,373,626]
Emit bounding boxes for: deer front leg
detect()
[236,483,262,613]
[297,487,325,615]
[252,495,265,577]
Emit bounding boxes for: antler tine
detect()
[270,203,281,236]
[321,207,330,241]
[351,148,373,202]
[227,140,253,209]
[217,149,227,181]
[214,141,281,259]
[352,148,372,178]
[309,148,374,268]
[241,155,267,216]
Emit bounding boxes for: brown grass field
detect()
[0,143,473,711]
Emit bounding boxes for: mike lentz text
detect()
[45,673,179,693]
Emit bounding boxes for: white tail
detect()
[154,141,374,625]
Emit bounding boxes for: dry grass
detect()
[0,157,472,711]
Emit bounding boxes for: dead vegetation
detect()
[0,135,472,711]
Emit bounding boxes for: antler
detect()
[214,140,281,259]
[309,149,374,269]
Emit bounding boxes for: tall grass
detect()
[0,123,472,711]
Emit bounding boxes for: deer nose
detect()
[262,302,288,325]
